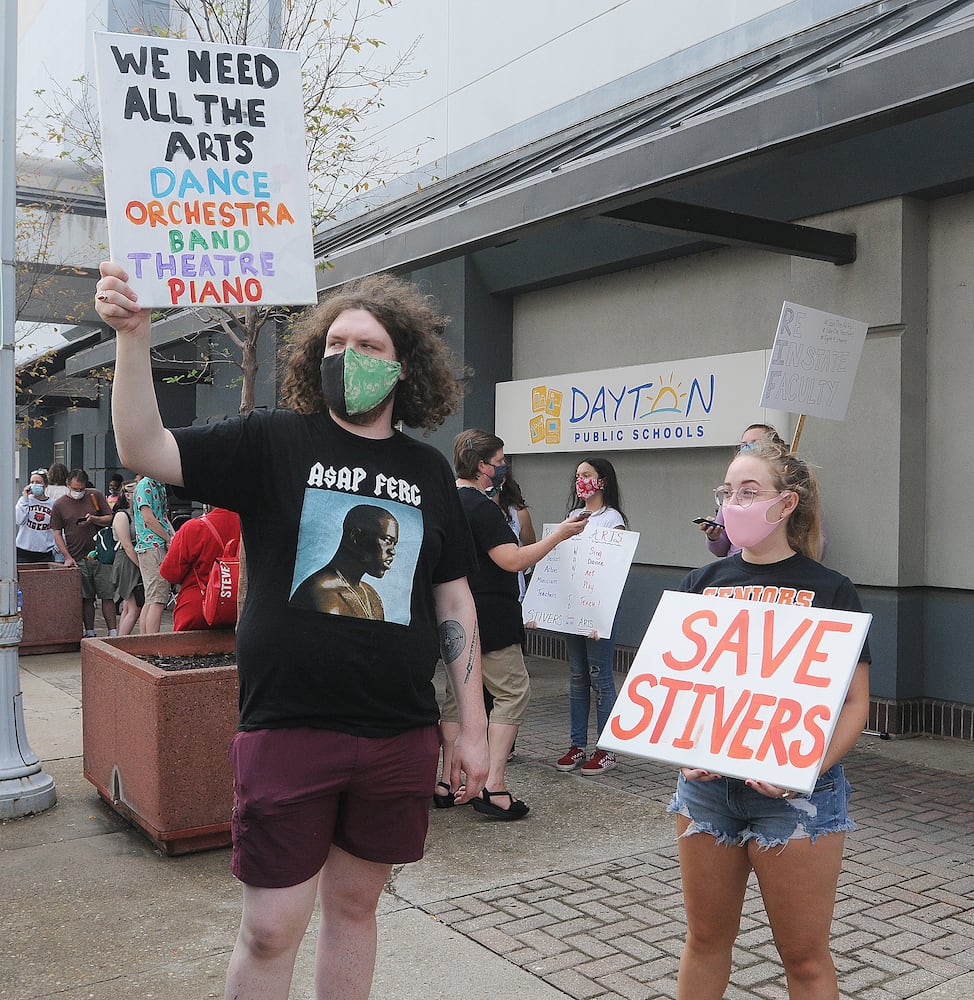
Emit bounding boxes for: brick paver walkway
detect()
[424,658,974,999]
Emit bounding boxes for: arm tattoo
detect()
[439,619,465,664]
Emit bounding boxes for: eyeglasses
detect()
[714,487,782,508]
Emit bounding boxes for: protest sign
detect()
[94,32,317,308]
[522,523,638,637]
[759,302,867,421]
[598,591,870,792]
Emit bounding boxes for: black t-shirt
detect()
[679,552,871,663]
[457,486,524,653]
[172,409,477,736]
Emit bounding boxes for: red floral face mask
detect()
[575,476,603,500]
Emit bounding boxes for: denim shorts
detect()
[666,763,854,849]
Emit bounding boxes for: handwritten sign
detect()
[522,524,639,637]
[94,32,317,308]
[597,591,870,792]
[759,302,868,421]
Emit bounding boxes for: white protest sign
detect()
[597,591,870,792]
[94,32,317,308]
[759,302,867,421]
[522,524,638,637]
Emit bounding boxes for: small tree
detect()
[24,0,423,414]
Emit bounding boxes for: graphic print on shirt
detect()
[288,482,422,624]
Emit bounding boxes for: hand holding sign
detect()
[597,591,870,793]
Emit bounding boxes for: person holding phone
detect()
[554,457,629,776]
[50,469,117,637]
[697,423,786,558]
[670,438,869,999]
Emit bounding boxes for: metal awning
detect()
[314,0,974,293]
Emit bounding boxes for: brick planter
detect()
[17,562,82,654]
[81,630,238,855]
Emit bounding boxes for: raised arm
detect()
[433,576,489,804]
[95,262,184,486]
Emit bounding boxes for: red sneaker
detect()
[555,746,586,771]
[580,749,617,775]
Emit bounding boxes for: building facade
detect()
[19,0,974,736]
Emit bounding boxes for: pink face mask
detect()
[722,494,786,550]
[576,476,603,501]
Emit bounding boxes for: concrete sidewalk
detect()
[2,648,973,999]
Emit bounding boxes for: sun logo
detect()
[529,385,562,444]
[639,372,688,418]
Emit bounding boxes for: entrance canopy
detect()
[314,1,974,294]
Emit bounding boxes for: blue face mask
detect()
[30,483,45,496]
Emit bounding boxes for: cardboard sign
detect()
[759,302,868,421]
[522,524,639,637]
[495,351,787,453]
[94,32,317,308]
[598,591,870,792]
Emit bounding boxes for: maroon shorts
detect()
[228,725,439,888]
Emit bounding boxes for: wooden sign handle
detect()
[790,414,806,453]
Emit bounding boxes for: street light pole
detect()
[0,0,57,818]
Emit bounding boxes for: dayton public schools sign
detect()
[495,351,786,453]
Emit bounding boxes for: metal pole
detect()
[0,0,57,818]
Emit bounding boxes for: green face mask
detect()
[320,345,402,417]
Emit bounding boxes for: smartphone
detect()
[76,516,89,524]
[575,510,593,519]
[692,517,722,530]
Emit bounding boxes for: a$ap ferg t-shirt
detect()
[172,409,476,736]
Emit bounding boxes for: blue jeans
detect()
[565,632,617,748]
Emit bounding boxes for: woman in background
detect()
[15,470,54,563]
[554,457,628,776]
[111,481,142,636]
[699,423,786,559]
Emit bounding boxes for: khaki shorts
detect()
[137,546,172,605]
[440,642,531,726]
[80,558,115,600]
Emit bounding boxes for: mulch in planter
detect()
[141,652,237,672]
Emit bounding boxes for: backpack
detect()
[94,526,117,564]
[197,518,240,627]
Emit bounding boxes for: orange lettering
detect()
[609,673,656,740]
[661,609,717,670]
[755,697,803,764]
[794,620,853,687]
[672,683,717,750]
[761,611,813,678]
[709,688,751,753]
[727,693,777,760]
[701,608,750,675]
[650,676,694,743]
[790,705,830,767]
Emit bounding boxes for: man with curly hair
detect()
[95,262,489,1000]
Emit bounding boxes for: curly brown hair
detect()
[278,274,465,431]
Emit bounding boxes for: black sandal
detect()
[471,788,529,821]
[432,780,455,809]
